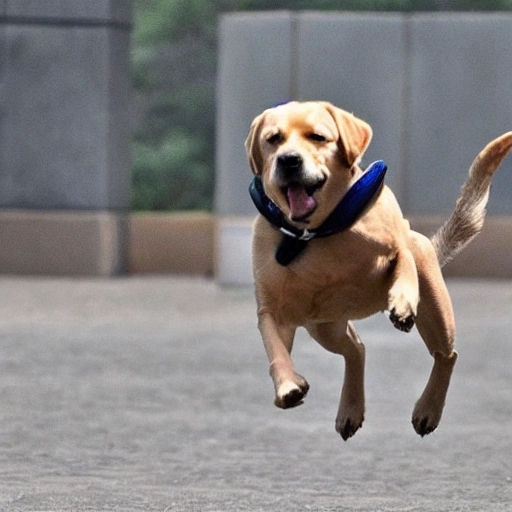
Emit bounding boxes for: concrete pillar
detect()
[295,12,408,198]
[216,12,512,284]
[407,13,512,215]
[0,0,132,275]
[215,12,293,285]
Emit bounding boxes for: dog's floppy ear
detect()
[323,103,373,168]
[245,111,267,175]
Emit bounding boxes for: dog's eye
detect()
[307,133,327,143]
[266,133,283,145]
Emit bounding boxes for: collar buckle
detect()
[299,229,315,241]
[279,227,315,241]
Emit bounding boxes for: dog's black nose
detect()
[277,152,303,173]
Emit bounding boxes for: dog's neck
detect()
[249,160,387,266]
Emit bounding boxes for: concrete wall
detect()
[216,12,512,285]
[0,0,132,275]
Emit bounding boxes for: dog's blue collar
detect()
[249,160,387,266]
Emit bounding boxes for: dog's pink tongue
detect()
[287,184,316,220]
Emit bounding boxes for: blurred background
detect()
[131,0,512,213]
[0,0,511,278]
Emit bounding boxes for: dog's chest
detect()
[268,237,392,324]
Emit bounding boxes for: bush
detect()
[132,131,212,211]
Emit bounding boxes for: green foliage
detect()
[131,0,512,211]
[132,0,217,211]
[132,131,212,211]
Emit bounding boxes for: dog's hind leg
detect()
[409,231,458,437]
[408,133,512,436]
[307,320,365,440]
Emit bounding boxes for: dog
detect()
[245,100,512,440]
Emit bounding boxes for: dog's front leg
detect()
[258,312,309,409]
[388,248,420,332]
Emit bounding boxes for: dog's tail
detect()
[431,132,512,267]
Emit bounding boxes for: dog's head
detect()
[245,101,372,229]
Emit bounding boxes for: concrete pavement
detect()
[0,276,511,511]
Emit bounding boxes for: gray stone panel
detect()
[0,24,131,210]
[0,23,5,84]
[5,0,131,24]
[407,13,512,215]
[216,12,512,218]
[106,28,132,210]
[216,12,293,215]
[297,13,407,200]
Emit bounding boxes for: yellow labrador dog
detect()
[245,100,512,440]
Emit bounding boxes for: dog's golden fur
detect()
[245,100,512,440]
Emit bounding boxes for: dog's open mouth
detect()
[284,178,326,222]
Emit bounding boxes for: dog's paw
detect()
[335,415,364,441]
[388,281,418,333]
[389,308,416,332]
[412,402,442,437]
[274,375,310,409]
[335,401,365,441]
[412,415,438,437]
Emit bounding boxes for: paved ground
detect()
[0,276,511,511]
